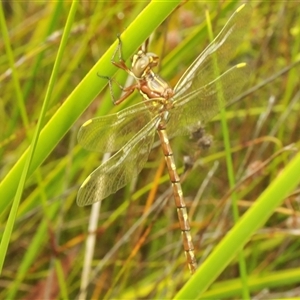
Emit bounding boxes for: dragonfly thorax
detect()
[132,50,174,102]
[139,71,174,102]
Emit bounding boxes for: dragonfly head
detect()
[132,50,159,78]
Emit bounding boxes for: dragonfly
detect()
[77,4,250,274]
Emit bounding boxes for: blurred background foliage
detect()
[0,1,300,299]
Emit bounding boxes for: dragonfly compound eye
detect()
[132,55,150,77]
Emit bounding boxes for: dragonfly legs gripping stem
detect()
[97,34,144,105]
[111,34,132,76]
[112,33,150,67]
[98,72,138,105]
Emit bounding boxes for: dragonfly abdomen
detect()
[157,128,197,274]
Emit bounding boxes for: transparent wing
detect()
[77,116,161,206]
[166,4,250,137]
[167,63,249,137]
[78,101,155,153]
[174,4,250,98]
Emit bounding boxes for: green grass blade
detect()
[0,0,79,273]
[175,150,300,299]
[205,4,250,299]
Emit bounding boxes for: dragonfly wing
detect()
[167,4,250,138]
[78,101,153,153]
[167,62,249,137]
[77,116,161,206]
[174,4,250,99]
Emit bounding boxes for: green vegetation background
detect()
[0,1,300,299]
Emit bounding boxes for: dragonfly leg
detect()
[111,35,150,75]
[110,34,133,74]
[97,73,138,105]
[114,84,137,105]
[98,74,125,91]
[111,33,123,63]
[112,60,131,74]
